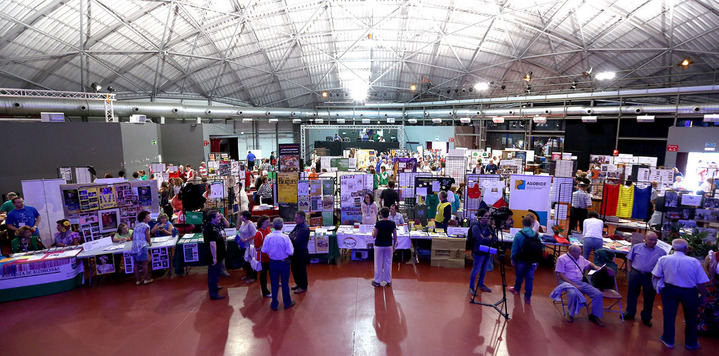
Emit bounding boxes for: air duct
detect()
[1,98,719,121]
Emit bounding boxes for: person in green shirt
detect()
[377,166,389,186]
[0,192,17,213]
[12,226,44,253]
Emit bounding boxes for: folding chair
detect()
[601,276,624,322]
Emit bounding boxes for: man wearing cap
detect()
[570,183,592,233]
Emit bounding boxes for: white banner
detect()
[0,258,83,289]
[509,175,552,225]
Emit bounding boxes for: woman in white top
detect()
[389,204,405,226]
[361,192,378,225]
[582,211,605,261]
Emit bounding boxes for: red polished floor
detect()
[1,259,716,356]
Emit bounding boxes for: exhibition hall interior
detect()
[3,0,719,355]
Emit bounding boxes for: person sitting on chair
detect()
[554,245,606,326]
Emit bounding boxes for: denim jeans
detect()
[582,237,603,261]
[270,259,292,309]
[626,269,656,321]
[513,261,537,299]
[660,284,699,346]
[565,281,604,318]
[470,253,491,290]
[207,262,222,298]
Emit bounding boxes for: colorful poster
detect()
[183,243,199,263]
[95,254,115,275]
[279,143,301,172]
[509,175,552,225]
[277,173,299,204]
[114,183,133,206]
[136,185,152,207]
[98,208,120,233]
[123,253,134,274]
[98,186,117,209]
[78,186,99,211]
[62,188,81,214]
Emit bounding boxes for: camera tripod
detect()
[469,224,510,320]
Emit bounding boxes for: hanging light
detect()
[523,72,532,82]
[595,71,616,81]
[473,82,490,91]
[492,116,505,124]
[581,116,597,123]
[680,58,691,68]
[533,116,547,124]
[409,83,417,91]
[90,82,102,92]
[321,91,329,98]
[636,115,655,123]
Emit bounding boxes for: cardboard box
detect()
[434,258,466,268]
[432,237,466,250]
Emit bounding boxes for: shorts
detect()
[133,247,149,262]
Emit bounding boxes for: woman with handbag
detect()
[254,216,272,298]
[236,210,257,283]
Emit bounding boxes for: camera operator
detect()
[466,209,497,294]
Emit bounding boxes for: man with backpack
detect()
[509,216,544,304]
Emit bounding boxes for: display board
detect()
[340,174,373,224]
[508,175,552,226]
[60,181,159,241]
[463,174,503,218]
[445,156,466,183]
[21,179,67,247]
[397,172,431,200]
[392,157,417,174]
[297,178,335,225]
[330,157,351,171]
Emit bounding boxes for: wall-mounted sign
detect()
[666,145,679,152]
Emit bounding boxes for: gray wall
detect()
[0,122,124,194]
[665,126,719,167]
[160,123,205,166]
[120,122,161,174]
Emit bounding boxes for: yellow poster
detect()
[277,172,298,204]
[98,185,117,209]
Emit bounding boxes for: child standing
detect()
[131,211,153,285]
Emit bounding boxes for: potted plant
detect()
[552,224,569,244]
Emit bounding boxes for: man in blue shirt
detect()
[247,151,256,170]
[290,210,310,294]
[624,231,666,326]
[6,197,41,237]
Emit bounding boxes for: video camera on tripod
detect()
[489,206,513,230]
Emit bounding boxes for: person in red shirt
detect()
[254,216,272,298]
[186,164,196,180]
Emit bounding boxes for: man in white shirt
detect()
[261,218,295,311]
[699,177,714,195]
[671,176,684,190]
[581,211,604,260]
[652,239,710,350]
[555,245,605,326]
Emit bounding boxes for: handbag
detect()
[569,255,589,283]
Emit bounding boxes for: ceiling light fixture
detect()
[523,72,532,82]
[321,91,329,98]
[459,117,471,124]
[680,58,691,68]
[703,114,719,122]
[492,116,505,124]
[407,118,418,124]
[349,81,369,102]
[409,83,417,91]
[337,118,346,124]
[636,115,655,123]
[473,82,490,91]
[581,116,598,123]
[595,71,616,81]
[533,116,547,124]
[90,82,102,92]
[432,118,442,124]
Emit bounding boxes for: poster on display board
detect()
[77,186,99,211]
[392,158,417,173]
[98,208,120,233]
[278,172,299,220]
[279,144,301,172]
[590,155,613,165]
[209,181,225,199]
[340,174,373,224]
[95,254,115,275]
[464,174,503,218]
[123,253,134,274]
[218,161,231,176]
[98,186,116,209]
[330,158,351,171]
[151,247,170,270]
[62,188,81,215]
[509,175,552,226]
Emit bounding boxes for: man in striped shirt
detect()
[570,183,592,233]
